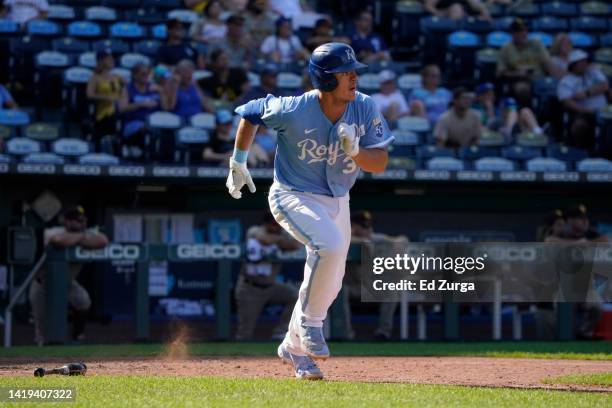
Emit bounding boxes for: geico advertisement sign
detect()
[472,245,539,262]
[74,244,142,260]
[174,244,241,260]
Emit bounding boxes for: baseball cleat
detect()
[277,344,324,380]
[299,324,330,360]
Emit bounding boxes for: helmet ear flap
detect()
[308,63,338,92]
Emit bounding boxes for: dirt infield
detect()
[1,356,610,392]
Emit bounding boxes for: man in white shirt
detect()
[557,49,609,151]
[371,70,410,122]
[5,0,48,26]
[260,16,310,64]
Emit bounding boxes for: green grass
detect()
[0,376,609,408]
[1,342,611,361]
[543,372,612,387]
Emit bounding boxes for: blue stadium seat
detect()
[148,111,182,129]
[473,157,514,171]
[494,16,518,32]
[175,126,210,164]
[63,67,93,123]
[528,32,553,47]
[448,30,480,47]
[568,32,597,49]
[421,16,458,67]
[48,5,76,22]
[580,1,610,15]
[392,1,424,54]
[78,153,120,165]
[0,154,11,163]
[426,157,464,171]
[525,157,567,172]
[93,39,129,54]
[416,145,455,159]
[23,152,65,164]
[27,20,62,37]
[110,22,145,40]
[125,9,166,26]
[67,21,102,38]
[486,31,511,48]
[461,16,494,34]
[192,70,212,82]
[151,24,167,40]
[531,17,568,33]
[458,145,499,160]
[389,130,420,157]
[190,113,216,130]
[133,40,161,58]
[52,138,90,157]
[595,48,612,65]
[502,145,542,162]
[208,219,242,244]
[516,132,549,148]
[478,129,508,147]
[78,51,96,68]
[397,74,421,92]
[541,2,577,17]
[357,73,379,93]
[277,72,302,92]
[510,2,540,17]
[35,51,70,68]
[576,158,612,172]
[601,33,612,48]
[110,67,131,82]
[24,122,60,142]
[119,53,151,69]
[0,110,30,127]
[448,30,481,80]
[6,137,41,156]
[0,19,18,35]
[53,37,90,55]
[167,9,199,24]
[546,145,588,162]
[570,17,608,34]
[397,117,430,133]
[85,6,118,22]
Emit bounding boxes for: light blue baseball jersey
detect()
[235,90,394,197]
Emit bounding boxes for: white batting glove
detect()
[338,122,360,157]
[226,158,256,199]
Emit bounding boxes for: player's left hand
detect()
[226,158,256,199]
[338,122,360,157]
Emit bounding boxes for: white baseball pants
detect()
[268,182,351,356]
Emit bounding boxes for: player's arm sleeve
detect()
[360,96,395,149]
[234,94,284,129]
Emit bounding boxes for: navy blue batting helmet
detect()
[309,43,367,92]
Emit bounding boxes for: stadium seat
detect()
[23,152,65,164]
[448,30,481,81]
[457,145,499,160]
[486,31,511,48]
[35,51,71,111]
[397,74,421,92]
[516,132,549,148]
[110,67,131,82]
[24,122,60,142]
[247,72,260,87]
[151,24,167,40]
[277,72,302,91]
[580,1,610,16]
[119,53,151,69]
[474,157,514,171]
[0,19,18,36]
[493,16,517,32]
[570,17,608,34]
[192,70,212,82]
[167,9,199,24]
[0,125,10,140]
[175,126,210,164]
[448,30,480,48]
[133,40,161,58]
[525,157,567,172]
[78,51,96,68]
[63,66,93,124]
[68,21,103,39]
[389,130,420,156]
[103,0,141,10]
[148,111,182,161]
[462,16,494,34]
[78,153,120,165]
[475,48,499,83]
[426,157,464,171]
[0,154,11,163]
[595,48,612,65]
[52,138,90,157]
[417,145,455,159]
[576,158,612,172]
[420,16,458,67]
[35,51,70,68]
[27,20,62,37]
[528,32,553,47]
[502,145,542,162]
[0,110,30,128]
[478,129,507,147]
[125,9,166,26]
[392,1,424,55]
[208,219,242,244]
[357,73,379,93]
[110,22,146,41]
[387,157,418,170]
[6,137,41,156]
[93,39,129,54]
[53,37,90,55]
[531,17,568,33]
[510,2,539,17]
[546,145,588,162]
[142,0,183,11]
[85,6,118,22]
[190,113,215,130]
[48,5,76,22]
[568,32,596,49]
[601,34,612,48]
[397,117,430,133]
[541,2,577,17]
[9,36,50,98]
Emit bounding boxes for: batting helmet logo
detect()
[309,43,367,92]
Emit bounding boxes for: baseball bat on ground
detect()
[33,362,87,377]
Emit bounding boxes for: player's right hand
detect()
[226,158,256,199]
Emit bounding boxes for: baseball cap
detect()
[153,65,171,79]
[509,18,527,32]
[476,82,494,95]
[63,205,86,220]
[564,204,588,219]
[378,70,396,84]
[568,49,589,66]
[96,48,113,61]
[352,210,373,228]
[216,110,233,125]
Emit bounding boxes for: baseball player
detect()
[226,43,394,379]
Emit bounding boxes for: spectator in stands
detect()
[550,33,573,80]
[472,82,544,139]
[239,64,280,103]
[118,63,161,160]
[348,10,390,64]
[163,59,213,119]
[434,87,481,147]
[199,49,250,105]
[158,19,206,69]
[244,0,277,49]
[4,0,48,26]
[424,0,491,21]
[210,14,253,71]
[190,0,228,45]
[371,70,410,122]
[305,17,349,52]
[0,83,17,109]
[234,212,299,340]
[86,50,123,152]
[220,0,248,12]
[260,16,310,64]
[29,205,108,345]
[184,0,207,14]
[557,50,609,151]
[496,18,555,107]
[409,64,452,125]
